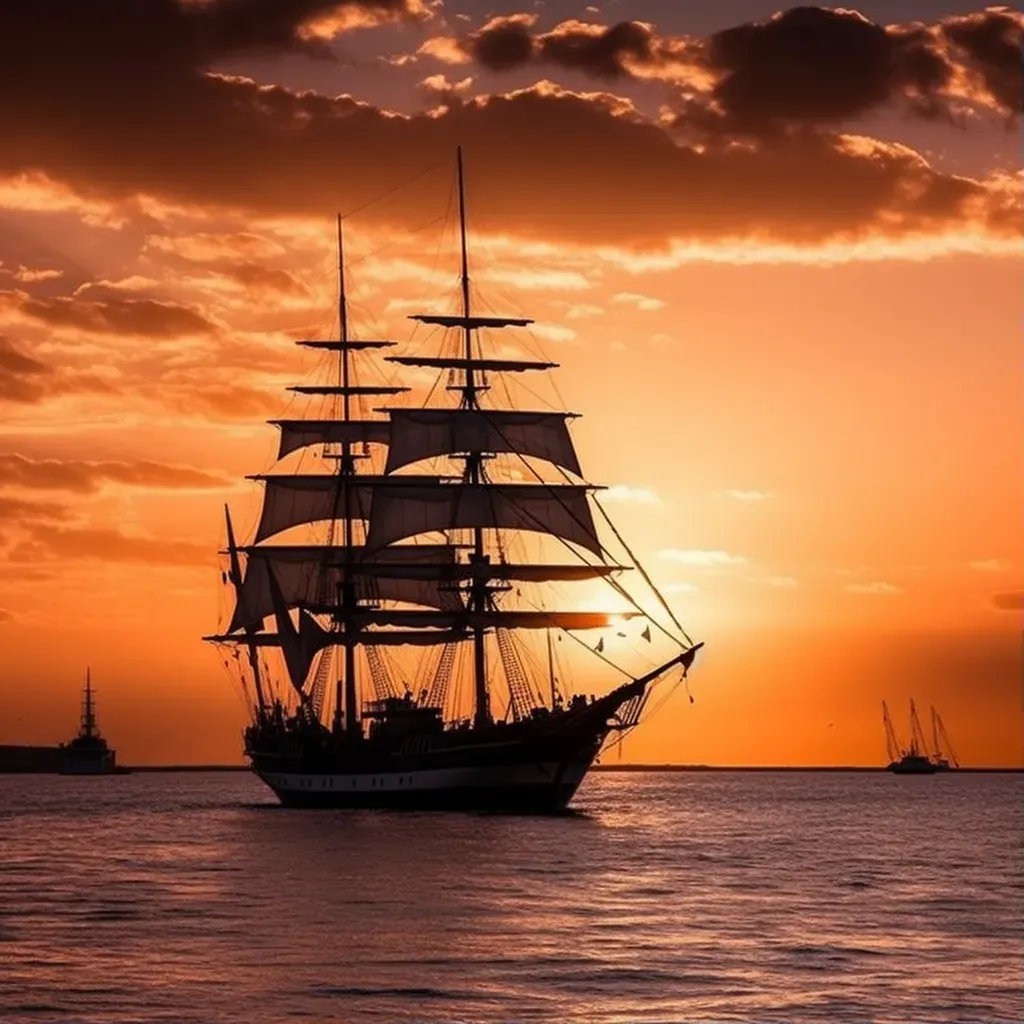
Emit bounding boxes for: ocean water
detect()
[0,771,1019,1024]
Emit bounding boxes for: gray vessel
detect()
[60,669,118,774]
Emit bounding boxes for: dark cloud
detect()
[468,16,535,71]
[538,20,659,79]
[991,591,1024,611]
[217,262,310,297]
[0,6,1018,249]
[0,336,50,403]
[15,293,216,337]
[437,8,1022,126]
[940,8,1024,116]
[0,336,117,404]
[705,8,950,131]
[0,454,231,493]
[461,17,685,79]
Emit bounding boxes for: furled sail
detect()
[354,609,634,630]
[384,408,582,476]
[364,482,603,556]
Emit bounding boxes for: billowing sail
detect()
[384,408,582,476]
[272,419,390,460]
[229,544,464,633]
[365,482,603,556]
[252,474,446,542]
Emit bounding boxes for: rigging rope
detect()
[592,496,694,649]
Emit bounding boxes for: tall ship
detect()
[60,668,118,775]
[882,698,958,774]
[206,150,702,811]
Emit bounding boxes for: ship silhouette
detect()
[882,699,959,774]
[206,149,701,811]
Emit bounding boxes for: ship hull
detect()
[888,756,937,775]
[255,759,589,811]
[244,686,645,812]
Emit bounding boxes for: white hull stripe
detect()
[260,761,588,794]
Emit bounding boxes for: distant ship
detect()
[205,149,702,811]
[0,668,121,773]
[882,698,958,774]
[59,668,118,774]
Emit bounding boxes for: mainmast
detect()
[455,147,491,728]
[335,213,359,737]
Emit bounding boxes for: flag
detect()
[641,626,651,642]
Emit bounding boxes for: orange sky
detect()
[0,1,1020,766]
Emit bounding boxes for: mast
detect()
[931,705,960,767]
[909,698,927,757]
[456,146,491,728]
[546,628,558,708]
[882,700,902,763]
[81,667,97,740]
[335,213,359,737]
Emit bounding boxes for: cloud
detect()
[530,322,577,343]
[659,549,747,567]
[612,291,665,310]
[0,607,14,624]
[940,9,1023,116]
[560,303,605,319]
[23,525,209,566]
[9,292,217,338]
[991,591,1024,611]
[0,454,231,494]
[7,265,63,284]
[969,558,1010,572]
[0,335,50,403]
[481,267,593,290]
[457,16,681,81]
[601,485,660,504]
[0,336,114,405]
[662,581,698,594]
[720,489,772,501]
[766,576,799,588]
[145,232,287,263]
[0,494,70,523]
[434,9,1022,124]
[213,262,310,298]
[167,382,283,420]
[843,581,902,595]
[0,6,1018,254]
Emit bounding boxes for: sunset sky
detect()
[0,1,1020,766]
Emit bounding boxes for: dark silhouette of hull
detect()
[247,678,647,812]
[888,754,936,775]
